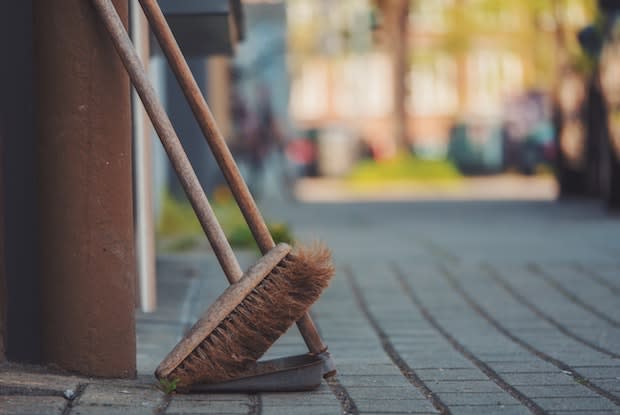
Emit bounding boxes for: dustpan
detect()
[186,354,324,393]
[154,244,327,391]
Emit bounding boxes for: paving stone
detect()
[342,381,431,410]
[592,379,620,391]
[414,369,490,382]
[260,405,342,415]
[261,390,340,407]
[344,386,429,401]
[489,361,562,373]
[448,405,531,415]
[77,383,163,408]
[558,355,620,367]
[95,375,156,389]
[0,367,82,394]
[336,363,407,376]
[165,399,249,414]
[547,412,620,415]
[0,395,65,415]
[171,393,249,402]
[427,380,506,394]
[358,413,438,415]
[498,372,578,386]
[398,353,475,370]
[515,384,606,398]
[354,398,438,413]
[337,375,413,387]
[533,396,620,411]
[437,391,520,406]
[72,405,156,415]
[570,366,620,379]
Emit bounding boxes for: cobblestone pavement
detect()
[1,199,619,414]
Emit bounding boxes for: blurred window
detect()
[333,53,393,118]
[290,59,329,120]
[466,49,523,116]
[468,1,520,32]
[287,0,373,56]
[286,0,315,27]
[408,55,458,116]
[410,0,453,32]
[564,2,588,27]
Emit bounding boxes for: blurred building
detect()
[286,0,593,161]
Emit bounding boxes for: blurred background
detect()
[150,0,620,253]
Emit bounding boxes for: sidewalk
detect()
[2,198,620,414]
[294,174,558,202]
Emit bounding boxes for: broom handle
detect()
[138,0,328,355]
[91,0,245,285]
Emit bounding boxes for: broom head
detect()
[155,242,334,389]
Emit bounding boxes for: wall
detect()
[0,0,41,364]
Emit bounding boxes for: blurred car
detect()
[503,91,555,175]
[448,117,504,175]
[448,102,554,176]
[285,129,319,177]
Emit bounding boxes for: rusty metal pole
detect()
[34,0,136,377]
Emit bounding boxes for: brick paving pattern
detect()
[1,199,619,414]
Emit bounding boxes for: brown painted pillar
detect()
[34,0,136,377]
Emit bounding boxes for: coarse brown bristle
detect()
[166,243,334,387]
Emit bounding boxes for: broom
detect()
[90,0,334,388]
[136,0,336,371]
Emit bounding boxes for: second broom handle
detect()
[144,0,275,254]
[139,0,328,354]
[91,0,244,284]
[139,0,275,254]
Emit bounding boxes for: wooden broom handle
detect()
[138,0,328,355]
[91,0,244,285]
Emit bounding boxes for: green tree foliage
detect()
[439,0,596,87]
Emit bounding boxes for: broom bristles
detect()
[161,243,334,387]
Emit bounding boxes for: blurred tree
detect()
[441,0,595,89]
[374,0,412,155]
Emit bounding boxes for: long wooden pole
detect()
[90,0,244,284]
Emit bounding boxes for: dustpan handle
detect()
[91,0,244,284]
[138,0,330,356]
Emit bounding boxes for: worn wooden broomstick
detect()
[91,0,334,389]
[136,0,337,377]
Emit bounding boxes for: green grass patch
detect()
[157,190,293,253]
[158,192,203,239]
[156,378,180,394]
[348,155,462,187]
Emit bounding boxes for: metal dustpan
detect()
[183,354,324,393]
[152,245,331,392]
